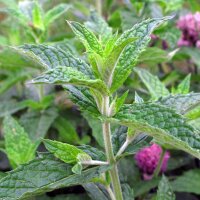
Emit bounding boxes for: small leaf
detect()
[44,4,70,27]
[171,169,200,195]
[3,116,36,168]
[115,90,129,113]
[72,162,83,175]
[157,93,200,114]
[122,184,135,200]
[32,66,109,95]
[32,1,44,30]
[113,103,200,159]
[43,139,91,164]
[135,68,169,99]
[110,16,172,92]
[135,92,144,103]
[0,153,109,199]
[173,74,191,94]
[68,21,103,55]
[156,175,175,200]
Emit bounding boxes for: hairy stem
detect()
[102,96,123,200]
[96,0,102,16]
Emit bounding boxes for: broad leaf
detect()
[44,4,70,27]
[134,68,169,99]
[157,93,200,114]
[14,44,93,76]
[171,169,200,195]
[32,66,109,95]
[85,10,112,43]
[156,175,175,200]
[43,139,91,164]
[19,107,58,142]
[68,21,103,55]
[0,153,109,199]
[110,16,172,92]
[3,116,36,168]
[112,103,200,159]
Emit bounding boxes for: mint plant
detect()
[1,15,200,200]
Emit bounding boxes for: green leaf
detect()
[44,4,70,27]
[0,153,109,199]
[112,126,150,157]
[3,116,36,168]
[64,85,99,116]
[186,105,200,120]
[53,116,80,144]
[83,112,104,147]
[19,107,58,142]
[122,184,135,200]
[110,16,172,92]
[32,1,44,30]
[15,44,93,76]
[103,37,137,85]
[172,74,191,94]
[32,66,109,95]
[156,175,175,200]
[171,169,200,195]
[157,93,200,114]
[134,68,169,99]
[68,21,103,55]
[113,103,200,159]
[134,92,144,103]
[0,100,30,117]
[137,47,169,65]
[43,139,91,164]
[78,145,106,161]
[85,10,112,43]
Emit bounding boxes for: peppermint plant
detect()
[1,15,200,200]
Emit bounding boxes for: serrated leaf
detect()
[32,1,44,30]
[171,169,200,195]
[156,175,175,200]
[43,139,91,164]
[134,68,169,99]
[110,16,172,92]
[14,44,93,77]
[3,116,36,168]
[157,93,200,114]
[85,10,112,43]
[172,74,191,94]
[64,85,99,116]
[112,103,200,159]
[134,92,144,103]
[0,153,109,200]
[68,21,103,55]
[44,4,70,27]
[19,107,58,142]
[32,66,109,95]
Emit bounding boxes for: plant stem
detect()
[153,148,166,177]
[102,96,123,200]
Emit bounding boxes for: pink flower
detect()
[134,143,170,180]
[177,12,200,48]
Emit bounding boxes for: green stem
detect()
[38,85,44,101]
[153,148,166,178]
[102,96,123,200]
